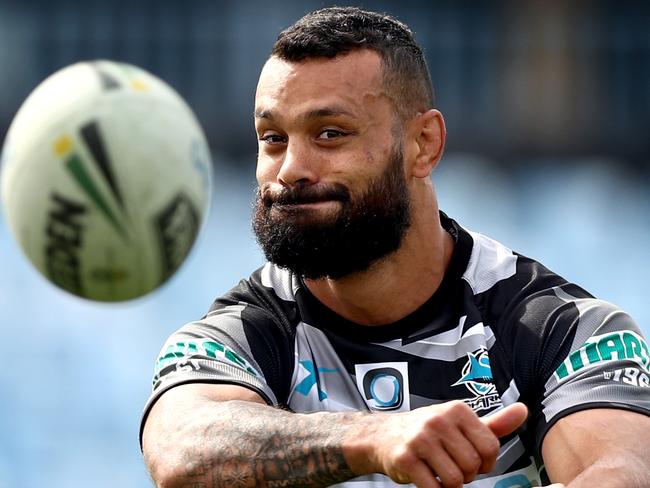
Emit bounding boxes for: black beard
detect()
[252,145,411,280]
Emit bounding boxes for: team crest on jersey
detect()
[453,348,502,412]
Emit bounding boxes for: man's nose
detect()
[277,141,319,187]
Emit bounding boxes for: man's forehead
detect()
[255,50,386,112]
[260,49,383,81]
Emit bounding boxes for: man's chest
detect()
[285,320,543,487]
[286,318,507,416]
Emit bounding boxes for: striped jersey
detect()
[142,213,650,487]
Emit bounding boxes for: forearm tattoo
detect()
[174,401,357,487]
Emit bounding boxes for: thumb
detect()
[482,402,528,437]
[545,485,566,487]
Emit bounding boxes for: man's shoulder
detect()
[442,214,558,301]
[459,227,611,354]
[461,230,520,296]
[460,226,572,298]
[206,262,300,326]
[456,225,593,341]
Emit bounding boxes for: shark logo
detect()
[453,348,502,412]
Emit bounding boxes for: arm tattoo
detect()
[175,401,358,488]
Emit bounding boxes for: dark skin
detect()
[143,50,650,487]
[144,384,527,488]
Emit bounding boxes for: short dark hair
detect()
[271,6,434,119]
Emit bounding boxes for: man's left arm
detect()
[542,407,650,487]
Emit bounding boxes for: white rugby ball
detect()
[1,60,212,301]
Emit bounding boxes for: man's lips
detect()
[271,199,342,211]
[261,184,350,207]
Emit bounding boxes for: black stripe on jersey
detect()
[209,273,298,406]
[240,305,295,406]
[472,253,589,454]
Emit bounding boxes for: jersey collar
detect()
[294,212,474,342]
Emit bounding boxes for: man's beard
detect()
[252,144,411,280]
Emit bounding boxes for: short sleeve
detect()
[507,284,650,451]
[139,300,295,444]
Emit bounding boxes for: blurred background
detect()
[0,0,648,486]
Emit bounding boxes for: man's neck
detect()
[304,207,455,326]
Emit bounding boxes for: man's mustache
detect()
[260,183,350,206]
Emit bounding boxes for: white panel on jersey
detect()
[464,231,518,295]
[500,378,522,406]
[260,262,299,301]
[377,320,496,362]
[289,322,368,412]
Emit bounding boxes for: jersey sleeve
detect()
[140,282,296,446]
[148,305,280,405]
[504,280,650,452]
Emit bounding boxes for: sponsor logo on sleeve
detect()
[554,331,650,382]
[355,362,410,412]
[603,367,650,388]
[153,340,260,385]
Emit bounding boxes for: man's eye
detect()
[260,134,286,144]
[316,129,345,140]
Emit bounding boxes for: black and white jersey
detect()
[141,214,650,487]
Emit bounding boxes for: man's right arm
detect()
[142,383,529,488]
[143,383,360,487]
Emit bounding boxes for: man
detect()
[141,7,650,488]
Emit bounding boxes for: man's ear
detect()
[410,109,446,178]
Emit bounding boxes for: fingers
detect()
[452,406,501,474]
[424,402,526,484]
[417,401,500,485]
[388,448,441,488]
[419,408,485,482]
[405,460,441,488]
[468,402,527,472]
[436,428,482,481]
[377,401,529,487]
[482,402,528,438]
[423,444,467,488]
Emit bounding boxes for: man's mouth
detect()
[262,184,350,208]
[272,199,342,213]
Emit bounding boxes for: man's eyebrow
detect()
[255,108,273,120]
[254,107,356,121]
[302,107,355,120]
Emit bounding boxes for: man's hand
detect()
[349,401,528,488]
[146,384,534,488]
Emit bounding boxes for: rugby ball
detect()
[0,60,212,301]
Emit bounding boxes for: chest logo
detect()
[355,362,410,412]
[453,348,502,412]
